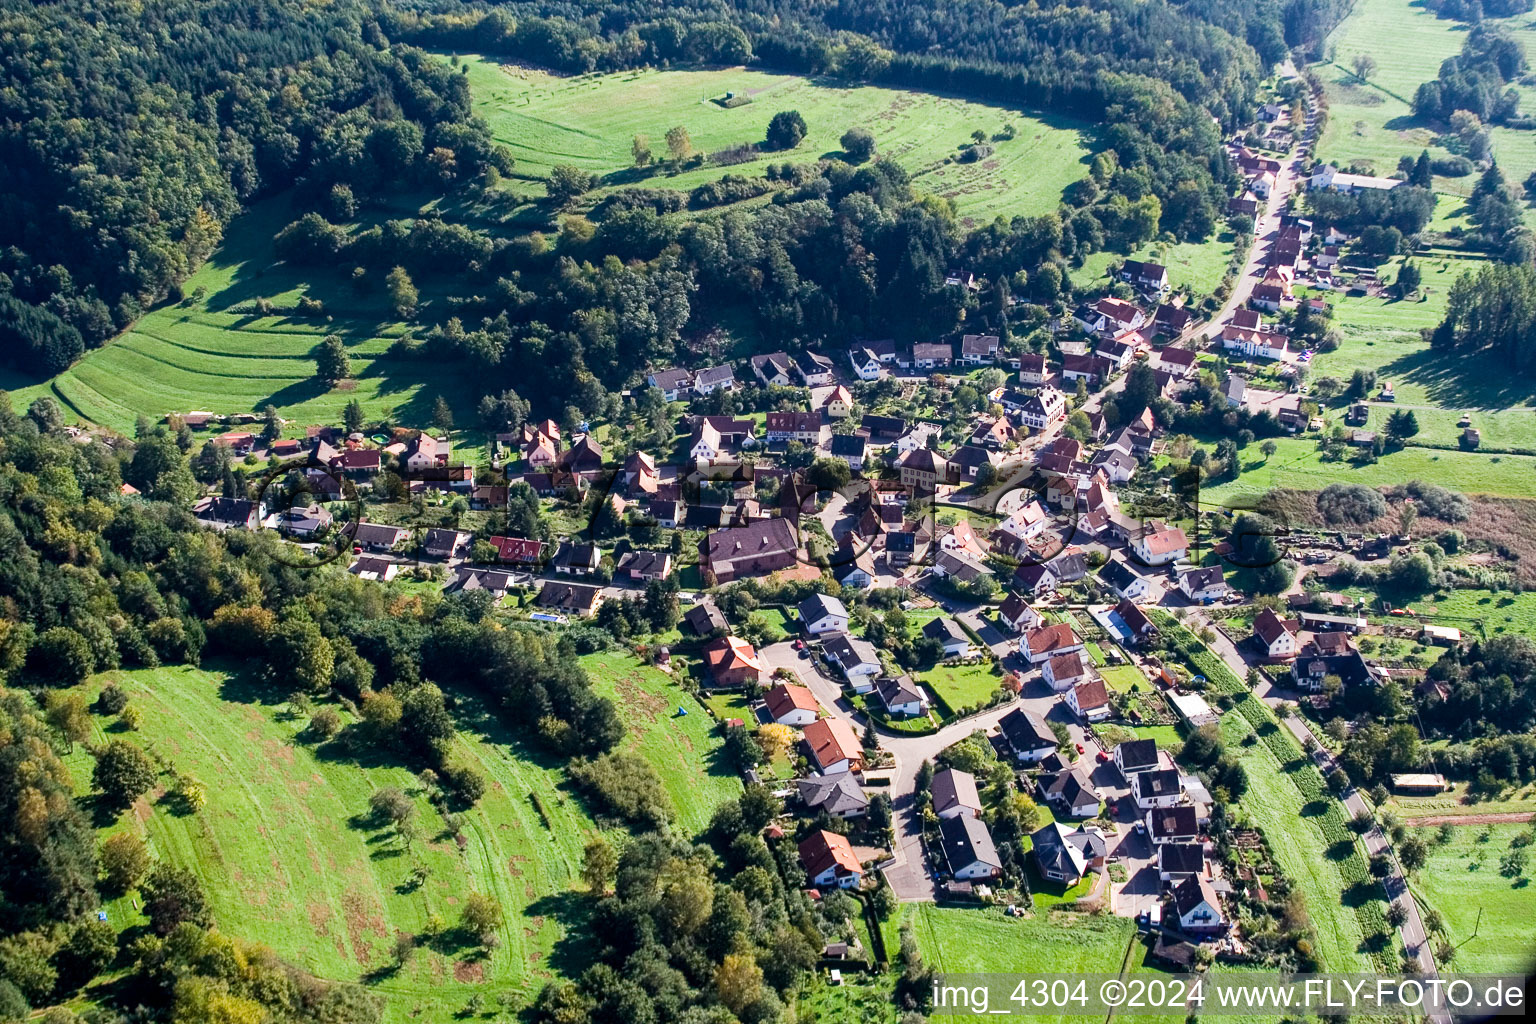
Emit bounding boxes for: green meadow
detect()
[1410,824,1536,973]
[61,654,736,1022]
[462,57,1092,227]
[8,195,469,435]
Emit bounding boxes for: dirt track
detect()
[1402,811,1535,827]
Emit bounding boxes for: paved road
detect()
[759,637,1087,900]
[1186,611,1446,1011]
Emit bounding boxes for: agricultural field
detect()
[1200,436,1536,504]
[1410,825,1536,973]
[7,195,471,435]
[1219,714,1375,972]
[67,664,594,1023]
[578,651,742,835]
[461,57,1092,226]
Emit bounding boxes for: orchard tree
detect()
[765,110,807,150]
[841,127,876,162]
[92,741,157,809]
[315,334,351,384]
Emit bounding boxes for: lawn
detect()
[914,905,1134,1023]
[9,193,473,435]
[462,57,1092,227]
[1099,665,1148,694]
[1315,0,1466,182]
[70,664,593,1023]
[1078,233,1237,298]
[1411,824,1536,973]
[1130,724,1185,749]
[579,651,742,835]
[1199,437,1536,504]
[915,660,1004,711]
[1220,714,1375,972]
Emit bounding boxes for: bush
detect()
[568,751,674,829]
[1317,483,1387,525]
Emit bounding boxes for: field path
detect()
[1403,811,1535,826]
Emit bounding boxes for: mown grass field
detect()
[579,651,742,835]
[1200,437,1536,504]
[462,57,1092,227]
[1219,714,1374,972]
[1410,825,1536,973]
[1316,0,1466,181]
[1099,665,1146,694]
[915,905,1133,1022]
[9,195,470,435]
[69,665,595,1023]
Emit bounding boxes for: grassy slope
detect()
[1078,233,1237,297]
[463,57,1091,228]
[1220,715,1373,972]
[1410,824,1536,973]
[9,195,471,435]
[71,665,594,1022]
[579,651,741,835]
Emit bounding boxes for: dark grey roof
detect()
[830,433,866,457]
[797,774,868,815]
[1031,822,1087,879]
[1158,843,1205,876]
[684,602,728,635]
[1116,738,1158,771]
[876,675,925,708]
[824,632,879,669]
[938,814,1001,873]
[1147,805,1199,841]
[922,616,967,644]
[1098,558,1142,591]
[1046,552,1089,582]
[1136,768,1183,801]
[999,708,1055,752]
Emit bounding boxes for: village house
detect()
[998,708,1057,763]
[875,674,929,717]
[1134,767,1185,810]
[703,517,798,583]
[404,434,448,473]
[193,496,265,531]
[1131,523,1188,566]
[1017,387,1067,431]
[1171,875,1226,936]
[799,830,863,889]
[931,768,983,819]
[938,815,1002,880]
[922,616,971,658]
[1177,565,1228,603]
[352,521,411,552]
[1253,607,1301,660]
[765,682,821,726]
[797,775,868,820]
[820,384,854,419]
[997,592,1041,634]
[911,341,954,368]
[693,364,737,395]
[750,351,797,387]
[647,367,694,401]
[1158,843,1205,882]
[765,410,828,447]
[1032,822,1106,885]
[423,528,472,560]
[1222,319,1290,360]
[1152,303,1196,340]
[1075,297,1145,337]
[1043,650,1091,692]
[1067,678,1112,722]
[1146,804,1200,845]
[552,541,601,575]
[1309,164,1402,194]
[828,432,868,472]
[683,602,728,636]
[959,334,1000,365]
[267,503,332,537]
[1039,766,1102,818]
[1114,738,1159,776]
[1099,558,1159,604]
[1114,599,1160,646]
[616,549,673,581]
[803,717,865,774]
[702,635,764,687]
[896,447,951,490]
[797,350,836,386]
[535,580,604,617]
[798,593,849,635]
[1018,352,1048,385]
[348,554,399,582]
[1120,259,1171,299]
[1021,623,1082,664]
[823,632,882,689]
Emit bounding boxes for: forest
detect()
[0,0,507,377]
